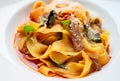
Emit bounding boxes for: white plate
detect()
[0,0,120,81]
[0,0,23,7]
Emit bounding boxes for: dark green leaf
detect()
[84,24,89,33]
[91,33,101,43]
[84,24,101,43]
[50,59,66,69]
[56,64,66,69]
[47,10,56,28]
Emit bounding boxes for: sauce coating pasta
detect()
[14,0,110,78]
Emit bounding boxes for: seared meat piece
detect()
[69,18,83,52]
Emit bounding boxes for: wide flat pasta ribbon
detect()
[82,38,110,65]
[52,51,92,78]
[26,37,48,58]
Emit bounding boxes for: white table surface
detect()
[0,0,120,81]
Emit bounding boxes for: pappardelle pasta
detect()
[14,0,110,78]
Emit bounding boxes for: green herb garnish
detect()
[84,24,89,33]
[91,33,101,43]
[84,24,101,43]
[47,10,56,28]
[56,63,66,69]
[60,20,71,31]
[61,20,71,27]
[24,25,35,40]
[50,59,66,69]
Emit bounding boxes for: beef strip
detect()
[69,18,83,52]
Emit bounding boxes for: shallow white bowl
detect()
[1,0,120,81]
[0,0,23,7]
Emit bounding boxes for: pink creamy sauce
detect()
[14,15,40,71]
